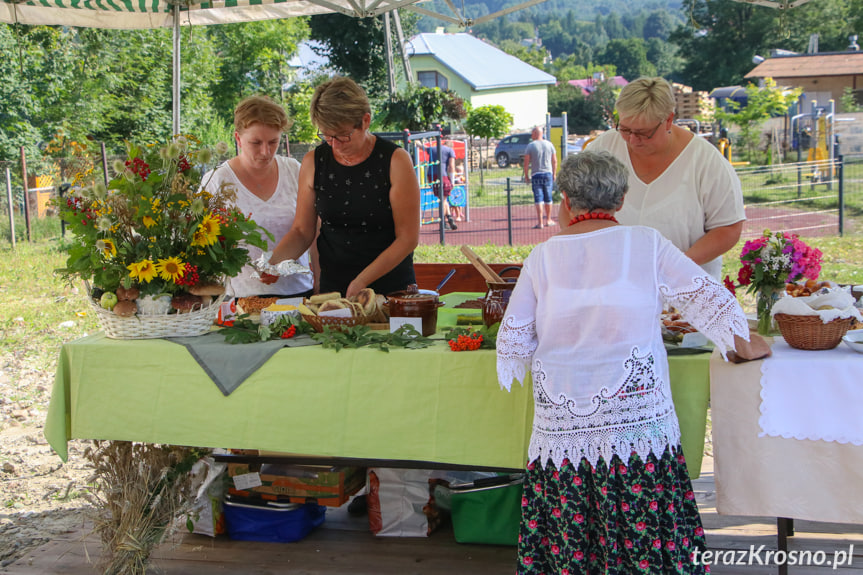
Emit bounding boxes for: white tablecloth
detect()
[759,337,863,444]
[711,345,863,524]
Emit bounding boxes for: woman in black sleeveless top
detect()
[269,77,420,297]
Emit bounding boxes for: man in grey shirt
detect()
[523,126,558,228]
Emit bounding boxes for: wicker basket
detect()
[301,313,369,333]
[774,313,853,350]
[90,295,224,339]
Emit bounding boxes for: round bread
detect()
[319,299,348,313]
[355,288,377,316]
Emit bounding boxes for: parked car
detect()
[494,133,531,168]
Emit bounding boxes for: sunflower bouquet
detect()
[55,136,270,326]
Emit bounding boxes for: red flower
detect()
[574,550,584,561]
[639,559,650,569]
[635,521,646,531]
[528,520,538,530]
[631,484,642,494]
[649,500,658,511]
[723,275,737,295]
[738,264,753,286]
[574,513,585,524]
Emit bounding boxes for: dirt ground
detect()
[0,349,92,570]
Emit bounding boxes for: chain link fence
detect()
[5,147,862,249]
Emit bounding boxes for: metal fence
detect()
[5,151,863,248]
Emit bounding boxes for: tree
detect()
[498,40,548,69]
[597,38,656,81]
[715,78,801,163]
[548,84,606,134]
[464,105,512,186]
[377,85,466,131]
[208,20,308,127]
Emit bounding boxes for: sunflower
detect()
[156,257,186,283]
[96,239,117,258]
[127,259,158,283]
[192,213,221,247]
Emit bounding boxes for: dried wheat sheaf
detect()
[84,441,208,575]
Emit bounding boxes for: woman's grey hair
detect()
[310,76,371,133]
[556,151,628,212]
[615,76,675,123]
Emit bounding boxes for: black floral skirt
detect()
[517,445,709,575]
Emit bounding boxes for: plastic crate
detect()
[446,474,524,546]
[223,499,325,543]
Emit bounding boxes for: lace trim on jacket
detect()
[659,275,750,357]
[528,349,681,469]
[496,314,537,392]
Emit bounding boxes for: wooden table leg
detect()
[777,517,794,575]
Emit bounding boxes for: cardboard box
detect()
[227,463,365,508]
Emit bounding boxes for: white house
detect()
[406,32,557,130]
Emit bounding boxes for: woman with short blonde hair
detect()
[270,77,420,297]
[587,76,745,280]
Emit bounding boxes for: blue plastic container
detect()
[224,501,326,543]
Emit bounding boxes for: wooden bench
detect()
[413,262,521,294]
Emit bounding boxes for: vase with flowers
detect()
[725,229,823,335]
[54,136,270,338]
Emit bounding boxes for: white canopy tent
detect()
[1,0,551,133]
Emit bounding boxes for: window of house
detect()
[418,71,448,90]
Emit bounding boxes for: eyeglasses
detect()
[317,127,360,144]
[616,121,664,141]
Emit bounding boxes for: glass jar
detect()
[483,281,515,328]
[756,287,782,336]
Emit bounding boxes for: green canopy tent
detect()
[0,0,551,133]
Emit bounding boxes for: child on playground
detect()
[452,162,466,222]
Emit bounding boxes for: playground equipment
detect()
[792,99,834,184]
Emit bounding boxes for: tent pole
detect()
[393,10,413,84]
[383,11,397,99]
[172,4,181,136]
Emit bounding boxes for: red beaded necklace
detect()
[568,212,619,227]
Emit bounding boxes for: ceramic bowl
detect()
[841,329,863,354]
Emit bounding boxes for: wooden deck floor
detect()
[8,456,863,574]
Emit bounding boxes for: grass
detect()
[0,240,97,379]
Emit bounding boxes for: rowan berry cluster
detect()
[448,332,483,351]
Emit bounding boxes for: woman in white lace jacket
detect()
[497,151,764,575]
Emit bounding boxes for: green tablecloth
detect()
[45,293,710,477]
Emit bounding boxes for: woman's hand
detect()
[731,332,772,361]
[259,272,279,285]
[346,278,366,299]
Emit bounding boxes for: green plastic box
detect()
[447,474,524,546]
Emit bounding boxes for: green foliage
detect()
[220,314,316,344]
[498,40,549,69]
[715,78,801,164]
[285,82,319,143]
[597,38,656,81]
[311,324,433,352]
[547,84,609,134]
[309,14,390,101]
[841,87,863,113]
[378,85,467,131]
[464,105,512,141]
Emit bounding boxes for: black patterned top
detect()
[313,137,416,295]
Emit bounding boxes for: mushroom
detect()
[188,283,225,307]
[171,293,204,314]
[116,286,140,301]
[113,300,138,317]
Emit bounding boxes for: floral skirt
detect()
[517,445,709,575]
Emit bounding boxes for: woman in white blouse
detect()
[496,151,767,575]
[587,77,745,280]
[202,95,313,298]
